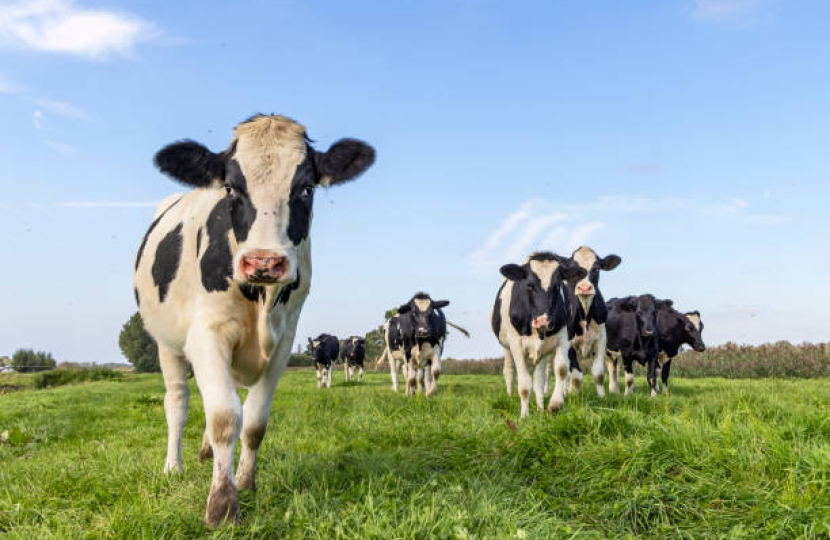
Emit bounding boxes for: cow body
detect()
[309,334,339,388]
[492,252,587,417]
[340,336,366,381]
[605,295,663,395]
[379,316,408,391]
[134,114,374,526]
[655,304,705,394]
[391,293,450,396]
[561,246,621,397]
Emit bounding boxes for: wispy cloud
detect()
[0,0,155,59]
[44,139,74,155]
[55,200,158,208]
[690,0,775,25]
[32,110,43,129]
[35,97,90,121]
[467,194,786,272]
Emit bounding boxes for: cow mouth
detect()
[693,343,706,352]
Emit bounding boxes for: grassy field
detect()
[0,370,828,539]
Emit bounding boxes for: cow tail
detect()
[446,320,471,338]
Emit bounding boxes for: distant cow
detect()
[492,252,586,417]
[562,246,622,397]
[377,316,407,392]
[309,334,339,388]
[133,114,374,526]
[655,303,705,394]
[605,294,665,395]
[340,336,366,381]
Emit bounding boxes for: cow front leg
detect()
[546,341,569,413]
[606,354,620,394]
[427,356,441,396]
[326,365,333,388]
[389,356,399,392]
[592,333,607,398]
[344,362,350,381]
[187,336,241,527]
[406,360,417,396]
[565,347,583,396]
[502,347,515,396]
[160,345,189,473]
[661,358,673,394]
[316,367,323,388]
[544,359,552,395]
[510,344,532,418]
[647,357,659,397]
[358,365,364,381]
[623,359,635,396]
[198,428,213,463]
[533,358,549,410]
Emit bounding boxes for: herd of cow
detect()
[132,114,705,526]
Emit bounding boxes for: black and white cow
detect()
[377,315,407,391]
[134,114,374,526]
[605,294,665,396]
[492,252,587,417]
[340,336,366,381]
[655,303,705,394]
[309,334,339,388]
[561,246,622,397]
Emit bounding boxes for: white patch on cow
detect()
[572,245,598,270]
[528,259,559,289]
[686,312,701,331]
[413,298,430,312]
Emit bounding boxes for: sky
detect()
[0,0,828,364]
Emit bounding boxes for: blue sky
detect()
[0,0,828,364]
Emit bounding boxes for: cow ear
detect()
[313,138,376,187]
[397,304,412,314]
[500,264,527,281]
[154,140,225,188]
[657,299,674,309]
[599,254,622,271]
[621,297,638,311]
[560,264,588,281]
[433,300,449,309]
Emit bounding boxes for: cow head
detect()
[397,293,449,340]
[636,294,660,340]
[308,337,321,355]
[500,252,587,334]
[569,245,621,312]
[154,114,375,286]
[684,310,706,352]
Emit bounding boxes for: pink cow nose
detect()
[240,250,288,282]
[576,283,594,295]
[532,314,550,330]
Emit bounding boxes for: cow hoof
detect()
[236,474,256,492]
[547,402,563,414]
[596,386,606,398]
[205,479,239,528]
[198,443,213,464]
[651,389,658,397]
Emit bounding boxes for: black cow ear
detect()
[313,138,376,187]
[657,299,674,309]
[154,140,225,188]
[599,254,622,271]
[621,297,638,311]
[560,264,588,281]
[398,304,412,314]
[433,300,449,309]
[500,264,527,281]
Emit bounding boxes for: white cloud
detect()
[690,0,774,24]
[32,110,43,129]
[44,139,74,155]
[0,0,154,59]
[55,200,158,208]
[35,97,90,120]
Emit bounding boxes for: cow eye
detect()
[300,186,314,198]
[224,185,237,198]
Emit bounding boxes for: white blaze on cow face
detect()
[229,116,311,286]
[686,312,701,331]
[527,258,559,329]
[413,298,430,312]
[572,246,598,311]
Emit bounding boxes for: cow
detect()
[605,294,664,396]
[560,246,622,398]
[133,114,374,526]
[340,336,366,381]
[655,303,705,394]
[376,315,408,392]
[309,334,339,388]
[492,252,587,417]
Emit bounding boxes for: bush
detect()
[674,341,830,379]
[288,353,313,367]
[33,367,122,389]
[10,349,56,373]
[118,312,159,372]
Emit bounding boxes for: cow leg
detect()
[511,345,532,418]
[344,362,349,381]
[655,365,662,393]
[533,357,548,410]
[544,359,552,395]
[198,428,213,462]
[565,347,583,396]
[547,341,569,413]
[623,359,635,396]
[186,334,241,527]
[427,355,441,397]
[358,365,364,381]
[661,358,672,394]
[502,347,515,396]
[389,355,399,392]
[648,357,659,397]
[160,345,189,473]
[316,367,322,388]
[406,360,417,396]
[327,365,333,388]
[606,354,620,394]
[592,333,607,398]
[416,366,425,394]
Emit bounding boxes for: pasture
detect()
[0,370,828,539]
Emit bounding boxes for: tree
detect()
[10,349,56,373]
[119,312,160,372]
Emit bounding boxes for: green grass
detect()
[0,371,828,539]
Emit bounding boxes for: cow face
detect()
[154,115,375,287]
[684,311,706,352]
[397,293,449,340]
[500,253,587,333]
[636,294,660,339]
[570,246,621,310]
[308,337,321,355]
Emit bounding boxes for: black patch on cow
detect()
[196,227,202,257]
[154,141,225,188]
[491,282,504,336]
[239,283,265,302]
[314,138,376,186]
[225,158,257,243]
[134,287,140,307]
[152,223,184,303]
[201,199,234,292]
[287,156,316,245]
[274,270,301,307]
[135,197,182,271]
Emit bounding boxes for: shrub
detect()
[118,312,159,372]
[33,367,122,389]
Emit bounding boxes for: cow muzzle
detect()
[240,250,288,283]
[576,283,594,296]
[532,314,551,332]
[416,327,430,338]
[693,342,706,352]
